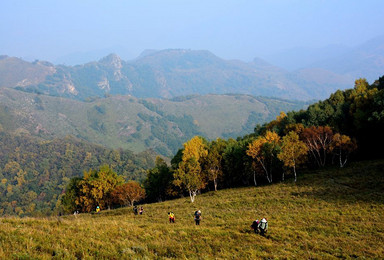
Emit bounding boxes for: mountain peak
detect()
[99,53,123,68]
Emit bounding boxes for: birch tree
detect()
[301,126,333,167]
[278,131,308,182]
[204,138,226,191]
[246,131,280,183]
[173,136,208,203]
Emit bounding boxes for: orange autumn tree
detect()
[111,181,146,207]
[246,131,280,183]
[278,131,308,182]
[330,133,357,168]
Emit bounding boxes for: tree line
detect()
[143,76,383,203]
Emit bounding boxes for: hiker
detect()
[258,218,268,236]
[168,212,175,223]
[251,219,259,234]
[194,210,202,225]
[139,206,144,215]
[96,206,100,214]
[133,205,138,215]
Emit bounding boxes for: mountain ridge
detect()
[0,49,353,101]
[2,35,383,102]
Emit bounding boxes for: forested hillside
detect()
[0,133,154,216]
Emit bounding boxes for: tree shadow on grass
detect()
[293,160,384,204]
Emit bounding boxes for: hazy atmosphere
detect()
[1,0,384,64]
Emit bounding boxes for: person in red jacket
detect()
[168,211,175,223]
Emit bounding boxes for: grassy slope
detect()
[150,94,267,138]
[1,160,383,259]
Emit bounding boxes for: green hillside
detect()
[1,160,383,259]
[0,88,306,156]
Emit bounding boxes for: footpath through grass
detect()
[0,160,383,259]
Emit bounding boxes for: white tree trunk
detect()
[266,174,271,183]
[214,178,218,191]
[341,152,348,168]
[189,190,197,203]
[256,157,271,183]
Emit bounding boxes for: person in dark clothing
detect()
[194,210,202,225]
[251,219,259,234]
[133,205,138,215]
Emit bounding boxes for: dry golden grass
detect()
[1,160,383,259]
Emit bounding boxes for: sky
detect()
[1,0,384,64]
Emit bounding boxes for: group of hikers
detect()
[250,218,268,236]
[133,206,144,215]
[168,209,201,225]
[94,205,268,235]
[169,209,268,236]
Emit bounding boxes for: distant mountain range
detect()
[0,50,351,101]
[2,42,375,101]
[1,36,381,102]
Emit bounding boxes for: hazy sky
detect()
[1,0,384,63]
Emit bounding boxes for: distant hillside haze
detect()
[309,34,384,82]
[262,34,384,83]
[261,44,352,71]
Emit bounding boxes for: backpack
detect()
[251,221,258,229]
[259,220,267,230]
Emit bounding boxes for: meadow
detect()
[0,160,383,259]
